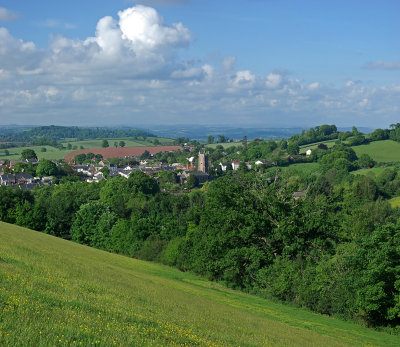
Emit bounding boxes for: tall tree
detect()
[20,149,37,160]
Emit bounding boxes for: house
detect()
[231,161,241,171]
[73,165,91,176]
[0,174,16,185]
[219,162,230,171]
[0,173,34,186]
[292,191,306,200]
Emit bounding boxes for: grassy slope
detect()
[352,140,400,163]
[0,137,174,161]
[1,223,399,346]
[299,140,337,154]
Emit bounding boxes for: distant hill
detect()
[0,125,155,143]
[1,222,398,346]
[149,125,306,141]
[149,125,374,141]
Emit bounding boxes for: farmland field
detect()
[0,137,174,161]
[1,222,399,346]
[352,140,400,163]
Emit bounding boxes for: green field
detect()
[282,162,320,175]
[352,140,400,163]
[299,140,337,154]
[352,166,396,176]
[1,223,399,346]
[0,137,174,161]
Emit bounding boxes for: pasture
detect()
[352,140,400,163]
[1,222,399,346]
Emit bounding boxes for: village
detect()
[0,151,262,189]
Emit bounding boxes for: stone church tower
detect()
[198,152,209,173]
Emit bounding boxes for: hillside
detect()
[352,140,400,163]
[1,223,399,346]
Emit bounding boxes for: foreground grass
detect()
[1,223,399,346]
[0,137,174,161]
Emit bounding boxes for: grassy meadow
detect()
[0,137,174,161]
[299,140,337,154]
[1,223,400,346]
[352,140,400,163]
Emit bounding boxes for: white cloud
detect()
[118,6,191,52]
[308,82,321,90]
[265,73,282,89]
[0,7,17,22]
[233,70,255,87]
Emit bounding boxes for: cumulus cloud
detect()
[233,70,256,88]
[0,7,17,22]
[118,6,190,51]
[265,73,282,89]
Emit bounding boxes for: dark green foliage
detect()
[71,201,117,249]
[36,159,58,177]
[0,125,154,142]
[20,149,37,160]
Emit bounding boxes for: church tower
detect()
[198,152,209,173]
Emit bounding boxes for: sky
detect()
[0,0,399,128]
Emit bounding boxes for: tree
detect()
[287,142,299,155]
[101,139,109,148]
[20,149,37,160]
[4,149,9,156]
[119,140,126,147]
[114,141,118,148]
[36,159,58,177]
[140,150,151,160]
[242,136,248,149]
[70,201,117,249]
[100,166,110,178]
[207,135,214,144]
[217,135,227,143]
[74,153,87,164]
[153,138,160,145]
[186,174,199,189]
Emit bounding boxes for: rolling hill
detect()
[1,222,399,346]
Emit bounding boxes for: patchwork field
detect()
[1,222,399,346]
[0,137,174,161]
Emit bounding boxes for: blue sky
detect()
[0,0,399,128]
